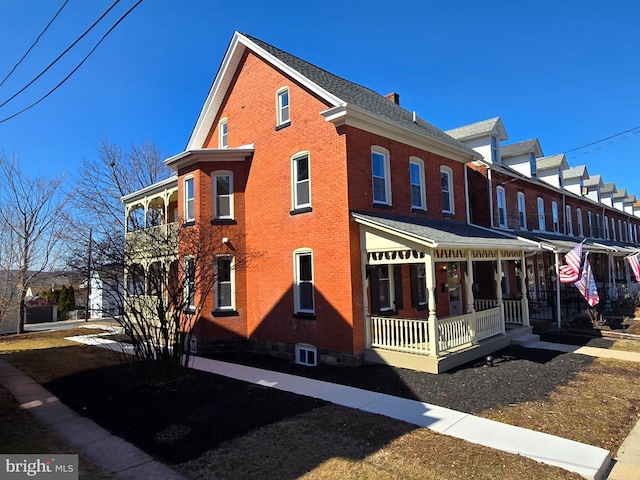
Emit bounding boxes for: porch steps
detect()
[511,333,541,347]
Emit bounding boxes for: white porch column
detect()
[520,251,530,326]
[425,252,439,356]
[495,254,503,308]
[554,252,562,329]
[361,251,371,348]
[465,254,475,314]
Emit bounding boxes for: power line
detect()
[565,124,640,159]
[0,0,123,112]
[0,0,144,125]
[0,0,70,89]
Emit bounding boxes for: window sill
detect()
[442,212,456,219]
[212,309,239,317]
[182,221,195,227]
[290,206,312,215]
[275,121,291,131]
[375,310,398,317]
[293,312,316,320]
[373,203,393,210]
[411,208,428,215]
[210,218,238,225]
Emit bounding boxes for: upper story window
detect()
[587,211,594,237]
[557,168,563,187]
[490,135,499,163]
[496,186,507,227]
[596,214,602,238]
[184,176,195,223]
[185,257,195,311]
[213,172,233,220]
[577,208,584,237]
[214,255,235,311]
[619,219,623,242]
[440,166,454,214]
[276,87,290,126]
[552,201,559,233]
[410,157,426,211]
[292,152,311,211]
[605,215,610,240]
[625,221,630,242]
[218,118,228,148]
[372,147,391,206]
[529,153,537,178]
[612,217,617,241]
[294,249,315,315]
[517,192,526,229]
[537,197,545,231]
[566,205,573,236]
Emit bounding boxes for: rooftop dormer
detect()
[634,199,640,218]
[582,174,603,203]
[624,194,636,215]
[536,154,568,188]
[613,188,627,211]
[562,165,589,196]
[500,138,543,178]
[600,182,617,207]
[446,117,508,165]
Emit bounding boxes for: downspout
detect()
[464,164,471,224]
[488,167,495,228]
[562,193,566,235]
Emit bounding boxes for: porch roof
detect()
[352,212,537,250]
[515,231,636,255]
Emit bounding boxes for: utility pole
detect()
[85,228,92,322]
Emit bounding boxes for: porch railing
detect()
[369,306,503,357]
[474,299,524,325]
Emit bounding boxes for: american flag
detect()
[574,256,599,307]
[627,254,640,283]
[559,241,584,284]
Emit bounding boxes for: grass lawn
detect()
[4,327,638,479]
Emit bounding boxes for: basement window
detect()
[295,343,317,366]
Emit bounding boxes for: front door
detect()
[447,262,463,316]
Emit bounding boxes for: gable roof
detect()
[600,181,617,194]
[536,154,567,171]
[445,117,508,142]
[584,174,603,188]
[501,138,543,159]
[187,32,479,162]
[562,165,589,181]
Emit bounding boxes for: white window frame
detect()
[276,87,290,126]
[377,264,395,312]
[409,157,426,211]
[619,219,623,242]
[497,186,507,227]
[292,152,311,210]
[605,215,610,240]
[552,201,559,233]
[490,135,499,163]
[294,249,315,314]
[214,255,235,311]
[218,118,228,148]
[440,166,454,214]
[517,192,526,230]
[577,208,584,237]
[537,197,545,231]
[185,256,195,312]
[625,221,629,241]
[588,211,594,237]
[612,217,617,241]
[566,205,573,236]
[529,152,537,178]
[184,176,195,223]
[212,171,233,220]
[596,214,602,238]
[372,147,391,205]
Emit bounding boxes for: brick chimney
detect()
[384,92,400,105]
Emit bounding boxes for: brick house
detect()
[123,32,540,373]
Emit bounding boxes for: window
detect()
[587,211,594,237]
[276,87,290,126]
[596,214,602,238]
[127,263,145,295]
[214,256,235,311]
[219,118,228,148]
[372,147,391,205]
[497,186,507,227]
[377,264,394,311]
[184,177,195,222]
[612,218,617,241]
[441,166,454,214]
[292,153,311,210]
[529,153,537,178]
[517,192,527,229]
[490,135,499,163]
[558,168,563,187]
[185,257,195,311]
[625,221,629,242]
[410,157,426,210]
[294,250,314,314]
[566,206,573,236]
[148,262,162,297]
[605,216,610,240]
[212,173,233,220]
[619,220,623,242]
[410,263,427,309]
[552,201,559,233]
[577,208,584,237]
[537,197,545,231]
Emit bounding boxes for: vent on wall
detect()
[295,343,317,367]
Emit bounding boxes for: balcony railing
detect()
[474,298,524,325]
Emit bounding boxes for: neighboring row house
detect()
[122,32,640,373]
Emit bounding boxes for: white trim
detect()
[409,156,426,210]
[164,146,254,171]
[293,248,315,314]
[372,146,392,206]
[291,151,311,210]
[218,117,228,148]
[276,86,290,126]
[184,176,195,222]
[517,191,527,230]
[537,197,545,231]
[212,171,234,220]
[496,186,507,227]
[440,166,454,214]
[214,255,235,311]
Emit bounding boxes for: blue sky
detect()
[0,0,639,196]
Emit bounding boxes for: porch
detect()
[365,300,531,374]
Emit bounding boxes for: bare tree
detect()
[0,153,67,333]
